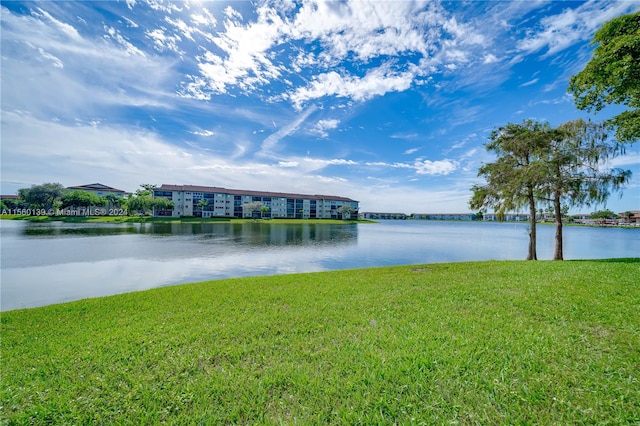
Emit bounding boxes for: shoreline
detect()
[0,214,374,225]
[2,214,637,228]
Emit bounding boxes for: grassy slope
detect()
[2,260,639,424]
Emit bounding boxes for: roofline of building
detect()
[67,183,126,193]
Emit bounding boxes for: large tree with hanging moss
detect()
[470,120,555,260]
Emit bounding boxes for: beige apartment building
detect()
[153,184,359,219]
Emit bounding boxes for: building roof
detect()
[1,194,19,200]
[156,184,358,203]
[619,210,640,218]
[363,212,407,215]
[67,183,125,193]
[412,212,473,215]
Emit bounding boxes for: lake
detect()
[1,220,638,311]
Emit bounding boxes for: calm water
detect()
[1,220,638,311]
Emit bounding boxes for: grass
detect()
[2,259,639,424]
[0,214,372,225]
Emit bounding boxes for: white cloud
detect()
[33,7,81,40]
[482,53,499,64]
[414,159,459,176]
[37,47,64,68]
[519,78,539,88]
[123,16,138,28]
[310,118,340,138]
[288,69,414,109]
[1,5,176,120]
[516,1,638,57]
[260,105,317,155]
[609,151,640,168]
[392,133,419,140]
[103,25,146,56]
[327,159,357,166]
[0,111,341,197]
[145,28,183,54]
[190,130,215,137]
[190,8,217,28]
[180,0,498,107]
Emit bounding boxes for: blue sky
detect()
[2,0,639,214]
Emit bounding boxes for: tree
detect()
[125,194,151,216]
[539,119,631,259]
[125,188,174,216]
[568,12,640,142]
[61,190,106,210]
[196,199,209,217]
[1,198,21,211]
[18,183,66,210]
[124,184,156,216]
[139,184,157,194]
[623,211,634,223]
[337,205,355,220]
[243,201,263,219]
[104,193,125,209]
[591,209,619,220]
[152,197,174,213]
[470,120,553,260]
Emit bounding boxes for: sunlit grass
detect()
[2,260,639,424]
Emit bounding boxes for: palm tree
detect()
[260,205,269,219]
[624,211,634,223]
[196,199,209,217]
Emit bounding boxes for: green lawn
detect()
[2,260,639,424]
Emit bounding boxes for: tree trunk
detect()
[527,188,537,260]
[553,191,563,260]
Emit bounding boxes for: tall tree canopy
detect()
[470,120,553,260]
[61,190,106,210]
[539,119,631,260]
[471,119,632,260]
[568,12,640,142]
[17,183,66,210]
[125,184,173,216]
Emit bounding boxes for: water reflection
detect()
[1,221,360,310]
[16,221,358,246]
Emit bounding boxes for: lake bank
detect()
[2,220,639,311]
[3,213,637,228]
[0,214,373,225]
[2,259,639,424]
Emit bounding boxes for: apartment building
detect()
[361,212,408,220]
[153,184,359,219]
[412,213,475,220]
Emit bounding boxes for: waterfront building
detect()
[362,212,408,220]
[483,213,530,222]
[153,184,359,219]
[619,210,640,225]
[412,213,475,220]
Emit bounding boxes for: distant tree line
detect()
[470,11,638,261]
[1,183,173,216]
